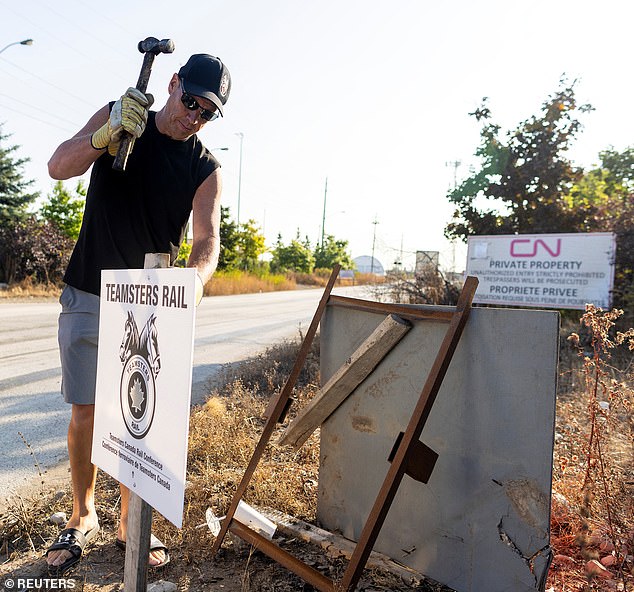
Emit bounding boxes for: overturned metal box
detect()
[318,303,558,592]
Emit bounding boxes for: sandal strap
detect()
[46,528,87,558]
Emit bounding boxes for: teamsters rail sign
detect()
[92,268,196,527]
[465,232,615,310]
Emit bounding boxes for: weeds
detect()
[550,305,634,590]
[2,305,632,590]
[17,432,46,486]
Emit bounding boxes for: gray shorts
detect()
[58,285,100,405]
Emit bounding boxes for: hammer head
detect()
[138,37,175,55]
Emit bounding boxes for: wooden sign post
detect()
[123,253,168,592]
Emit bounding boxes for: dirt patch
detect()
[2,312,633,591]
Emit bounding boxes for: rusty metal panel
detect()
[318,305,558,592]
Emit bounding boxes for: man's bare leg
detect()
[47,404,99,567]
[117,486,167,566]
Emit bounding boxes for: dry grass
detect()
[0,278,61,299]
[184,336,322,523]
[0,269,376,300]
[548,308,634,591]
[2,305,633,591]
[205,270,297,296]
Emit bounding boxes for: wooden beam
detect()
[229,520,335,592]
[123,492,153,591]
[328,295,454,322]
[279,314,412,449]
[123,253,170,591]
[259,507,425,587]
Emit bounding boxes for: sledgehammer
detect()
[113,36,175,172]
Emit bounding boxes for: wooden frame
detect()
[211,276,479,592]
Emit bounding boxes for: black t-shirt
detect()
[64,110,219,296]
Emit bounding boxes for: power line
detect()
[71,0,139,37]
[0,93,82,128]
[0,58,97,109]
[37,2,134,61]
[0,100,77,133]
[0,1,130,85]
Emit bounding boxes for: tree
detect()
[40,180,86,241]
[271,234,315,273]
[566,148,634,314]
[0,126,39,225]
[217,207,267,271]
[237,218,267,271]
[0,215,72,284]
[314,234,355,270]
[218,206,240,270]
[445,79,593,242]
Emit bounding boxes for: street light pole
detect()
[370,216,379,274]
[235,132,244,226]
[320,177,328,248]
[0,38,33,55]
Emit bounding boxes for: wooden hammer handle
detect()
[112,52,156,172]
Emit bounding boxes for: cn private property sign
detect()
[465,233,615,310]
[92,268,196,527]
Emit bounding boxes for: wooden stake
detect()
[123,252,170,591]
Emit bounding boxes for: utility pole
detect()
[446,160,462,272]
[370,217,379,274]
[236,132,244,226]
[446,160,461,190]
[320,177,328,248]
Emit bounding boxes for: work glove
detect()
[91,87,154,155]
[195,273,204,306]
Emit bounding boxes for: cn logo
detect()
[510,238,561,258]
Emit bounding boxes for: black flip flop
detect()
[46,525,100,576]
[115,533,170,568]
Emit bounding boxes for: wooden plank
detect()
[228,520,335,592]
[259,508,425,587]
[123,492,153,592]
[278,314,412,449]
[123,252,169,591]
[328,295,454,322]
[210,265,342,555]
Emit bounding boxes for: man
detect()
[45,54,231,575]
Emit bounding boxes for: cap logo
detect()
[219,73,229,98]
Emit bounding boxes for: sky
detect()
[1,0,633,272]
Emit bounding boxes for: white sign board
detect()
[465,232,615,309]
[92,268,196,527]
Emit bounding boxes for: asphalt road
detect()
[0,285,366,500]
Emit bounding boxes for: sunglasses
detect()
[179,78,219,122]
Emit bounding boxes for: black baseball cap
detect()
[178,54,231,116]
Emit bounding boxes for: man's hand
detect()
[91,88,154,155]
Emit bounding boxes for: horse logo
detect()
[119,312,161,439]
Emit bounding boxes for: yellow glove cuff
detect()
[91,122,111,150]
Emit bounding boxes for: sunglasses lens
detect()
[201,110,218,122]
[181,92,197,110]
[180,80,220,122]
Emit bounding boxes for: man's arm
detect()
[188,169,222,294]
[48,105,109,180]
[48,88,152,180]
